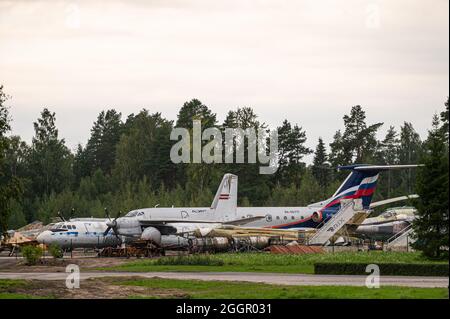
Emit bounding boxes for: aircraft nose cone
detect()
[36,230,51,244]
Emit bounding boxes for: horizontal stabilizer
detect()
[338,164,424,171]
[370,194,419,208]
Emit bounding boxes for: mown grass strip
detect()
[121,278,449,299]
[101,251,448,274]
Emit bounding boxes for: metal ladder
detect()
[385,224,415,249]
[309,199,363,245]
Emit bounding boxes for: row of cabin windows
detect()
[54,224,77,230]
[242,215,304,222]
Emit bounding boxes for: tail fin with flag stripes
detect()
[317,164,423,215]
[211,174,238,222]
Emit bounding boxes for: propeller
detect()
[57,211,66,222]
[103,210,122,238]
[104,207,111,220]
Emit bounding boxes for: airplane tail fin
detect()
[318,164,423,214]
[211,174,238,222]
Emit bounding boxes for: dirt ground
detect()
[0,276,188,299]
[0,256,134,273]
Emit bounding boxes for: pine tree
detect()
[176,99,217,129]
[312,137,331,190]
[220,107,271,205]
[82,109,123,176]
[275,119,311,187]
[440,97,449,143]
[398,122,422,194]
[341,105,383,163]
[376,126,400,198]
[412,114,449,259]
[26,108,73,198]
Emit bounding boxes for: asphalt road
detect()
[0,272,448,288]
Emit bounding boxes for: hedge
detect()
[314,262,449,277]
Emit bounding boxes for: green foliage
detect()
[329,105,383,166]
[275,119,312,187]
[48,244,63,259]
[26,108,73,198]
[314,262,449,277]
[0,86,23,233]
[312,137,331,188]
[21,245,43,265]
[412,110,449,259]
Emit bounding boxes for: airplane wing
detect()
[222,216,265,226]
[138,216,264,227]
[369,194,419,209]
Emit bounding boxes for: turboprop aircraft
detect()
[37,174,259,249]
[105,173,263,244]
[36,218,121,250]
[109,164,421,243]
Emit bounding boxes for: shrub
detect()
[314,262,449,277]
[21,245,43,265]
[48,244,63,259]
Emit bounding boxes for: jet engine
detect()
[141,227,162,245]
[311,211,323,223]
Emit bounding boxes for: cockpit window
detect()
[72,225,76,229]
[138,212,144,216]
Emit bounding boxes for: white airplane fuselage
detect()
[37,219,121,250]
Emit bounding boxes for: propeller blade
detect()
[57,211,66,222]
[105,208,111,220]
[103,226,112,237]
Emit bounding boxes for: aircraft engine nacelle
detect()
[311,211,323,223]
[141,227,162,245]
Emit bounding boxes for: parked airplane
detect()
[105,173,260,244]
[36,218,121,250]
[354,206,417,240]
[230,164,421,229]
[110,164,421,242]
[36,174,258,249]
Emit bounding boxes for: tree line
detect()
[0,85,448,250]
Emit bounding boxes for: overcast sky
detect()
[0,0,448,163]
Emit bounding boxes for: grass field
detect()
[105,251,448,274]
[0,279,48,299]
[122,278,449,299]
[0,277,447,299]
